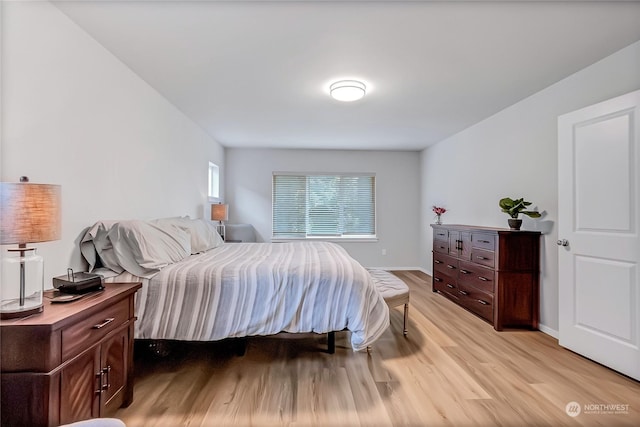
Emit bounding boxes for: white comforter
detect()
[135,242,389,351]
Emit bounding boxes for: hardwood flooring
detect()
[115,271,640,426]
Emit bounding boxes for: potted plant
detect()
[498,197,541,230]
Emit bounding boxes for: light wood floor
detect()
[115,271,640,426]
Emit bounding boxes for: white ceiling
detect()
[53,1,640,151]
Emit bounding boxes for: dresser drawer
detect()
[472,233,495,251]
[62,298,130,361]
[434,252,458,275]
[457,284,494,323]
[433,239,449,254]
[458,260,495,294]
[472,248,495,268]
[433,229,448,241]
[433,273,458,299]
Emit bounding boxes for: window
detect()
[208,162,220,200]
[272,173,376,239]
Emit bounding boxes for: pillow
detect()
[93,221,125,273]
[80,226,98,271]
[187,219,224,253]
[107,220,191,278]
[80,220,123,273]
[153,217,223,254]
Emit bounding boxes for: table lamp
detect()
[211,203,228,241]
[1,177,61,319]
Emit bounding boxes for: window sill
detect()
[272,236,379,243]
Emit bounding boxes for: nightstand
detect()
[0,282,141,427]
[225,224,256,243]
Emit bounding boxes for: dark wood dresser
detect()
[431,224,540,330]
[1,282,141,427]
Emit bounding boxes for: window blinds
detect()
[272,173,376,238]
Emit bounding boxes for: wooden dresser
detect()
[1,282,141,427]
[431,224,540,330]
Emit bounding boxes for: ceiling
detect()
[53,1,640,151]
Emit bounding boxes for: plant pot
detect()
[508,219,522,230]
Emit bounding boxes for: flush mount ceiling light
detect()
[329,80,366,102]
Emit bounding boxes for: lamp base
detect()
[216,223,226,241]
[1,301,43,319]
[2,246,45,320]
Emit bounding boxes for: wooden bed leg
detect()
[327,331,336,354]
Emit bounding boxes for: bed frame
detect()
[143,331,337,358]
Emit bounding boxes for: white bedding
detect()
[105,241,389,351]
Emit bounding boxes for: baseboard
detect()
[367,266,430,274]
[368,265,558,340]
[419,267,432,276]
[537,324,559,339]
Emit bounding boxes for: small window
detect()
[272,173,376,239]
[208,162,220,200]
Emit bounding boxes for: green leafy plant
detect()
[499,197,542,219]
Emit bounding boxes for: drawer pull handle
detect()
[478,240,491,244]
[95,371,103,394]
[434,277,442,282]
[458,290,468,296]
[92,318,115,329]
[446,284,454,289]
[478,276,489,281]
[439,246,446,249]
[476,256,489,260]
[102,366,111,390]
[477,299,489,305]
[460,269,470,274]
[447,265,456,269]
[434,260,442,264]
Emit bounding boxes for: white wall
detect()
[226,148,420,268]
[1,1,225,284]
[420,40,640,336]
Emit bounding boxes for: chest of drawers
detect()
[1,282,141,426]
[431,224,540,330]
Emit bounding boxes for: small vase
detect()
[435,214,442,225]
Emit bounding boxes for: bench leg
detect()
[403,303,409,336]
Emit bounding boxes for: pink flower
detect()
[432,206,446,215]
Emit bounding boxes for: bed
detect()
[80,218,389,351]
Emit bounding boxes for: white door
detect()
[558,90,640,381]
